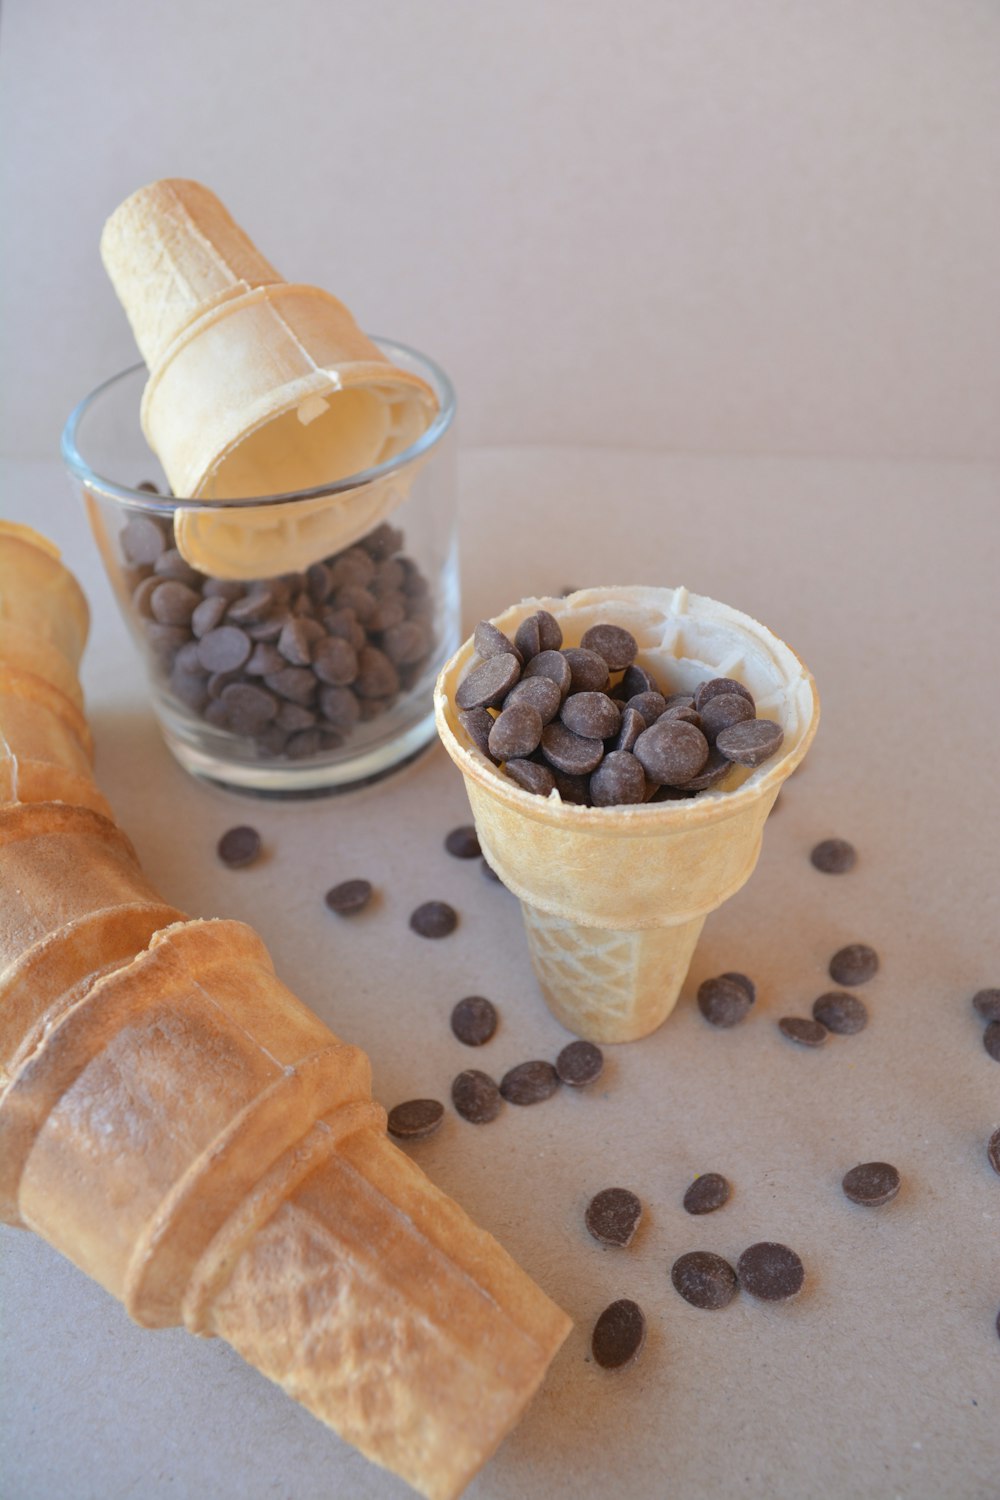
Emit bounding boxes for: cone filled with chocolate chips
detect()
[435,586,819,1043]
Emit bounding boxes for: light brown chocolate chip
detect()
[456,653,522,710]
[560,691,620,741]
[191,595,227,638]
[675,747,733,792]
[217,825,262,868]
[580,623,637,671]
[560,647,610,694]
[264,666,317,705]
[540,721,605,775]
[716,719,784,768]
[590,750,646,806]
[382,620,429,666]
[634,719,709,785]
[153,549,201,585]
[489,702,544,761]
[622,663,658,697]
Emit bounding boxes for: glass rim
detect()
[60,336,457,512]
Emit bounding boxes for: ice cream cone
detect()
[101,180,439,578]
[435,586,819,1043]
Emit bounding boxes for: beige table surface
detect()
[2,449,998,1500]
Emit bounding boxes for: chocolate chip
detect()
[841,1161,901,1207]
[387,1099,445,1141]
[675,747,734,792]
[988,1127,1000,1177]
[202,578,244,602]
[451,995,498,1046]
[121,516,168,566]
[458,707,496,757]
[556,1039,604,1087]
[973,989,1000,1022]
[615,706,645,752]
[829,944,879,986]
[500,1060,559,1105]
[318,686,361,730]
[697,975,753,1028]
[591,1299,647,1370]
[368,594,407,632]
[534,610,564,651]
[382,620,428,666]
[579,623,637,671]
[330,548,375,588]
[198,625,252,673]
[590,750,646,806]
[410,901,458,938]
[473,620,519,662]
[694,677,755,712]
[671,1250,738,1309]
[174,639,207,675]
[504,675,562,723]
[699,692,755,742]
[585,1187,642,1247]
[456,654,521,710]
[812,991,869,1034]
[275,617,314,666]
[217,826,262,868]
[737,1241,804,1301]
[451,1069,502,1124]
[445,825,481,859]
[312,636,358,686]
[191,595,227,638]
[985,1022,1000,1062]
[169,667,209,712]
[523,649,573,698]
[810,838,858,874]
[560,692,620,741]
[325,878,373,914]
[505,758,556,796]
[626,691,666,725]
[245,613,287,644]
[323,607,366,649]
[552,768,591,805]
[560,647,609,694]
[153,548,201,585]
[634,719,709,785]
[778,1016,828,1048]
[135,480,161,494]
[622,663,657,697]
[489,702,544,760]
[264,666,317,705]
[716,718,784,768]
[148,580,198,627]
[131,575,161,620]
[540,721,605,775]
[513,614,541,661]
[721,972,756,1004]
[354,645,400,700]
[220,683,279,734]
[276,703,317,733]
[683,1173,731,1215]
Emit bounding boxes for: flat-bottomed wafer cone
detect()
[435,586,819,1042]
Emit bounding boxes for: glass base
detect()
[161,705,438,798]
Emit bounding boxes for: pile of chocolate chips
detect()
[456,610,784,807]
[119,510,434,760]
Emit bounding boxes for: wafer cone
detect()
[0,529,570,1500]
[435,586,819,1043]
[101,180,439,578]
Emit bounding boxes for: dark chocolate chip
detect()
[505,758,557,796]
[841,1161,901,1207]
[121,516,168,566]
[523,649,573,698]
[277,617,317,666]
[694,677,755,712]
[829,944,879,987]
[580,624,638,671]
[325,879,373,915]
[410,901,458,938]
[382,620,429,666]
[634,719,709,785]
[135,480,160,494]
[456,654,522,710]
[513,614,542,661]
[534,610,563,652]
[504,675,562,724]
[451,1069,502,1124]
[313,637,358,686]
[622,663,657,697]
[671,1250,738,1309]
[387,1099,445,1141]
[560,647,610,694]
[665,692,696,710]
[285,727,323,759]
[716,718,784,768]
[697,975,753,1028]
[354,645,400,700]
[500,1060,559,1105]
[810,838,858,874]
[699,692,755,742]
[445,825,481,859]
[626,691,666,725]
[585,1187,642,1247]
[473,619,520,662]
[451,995,498,1046]
[591,1299,647,1370]
[721,972,756,1005]
[540,721,605,776]
[560,691,620,741]
[674,747,734,792]
[985,1022,1000,1063]
[812,991,869,1035]
[217,826,262,868]
[458,707,496,757]
[551,769,591,805]
[778,1016,828,1048]
[683,1173,731,1215]
[275,703,317,733]
[489,702,544,761]
[973,989,1000,1023]
[988,1127,1000,1177]
[737,1242,804,1301]
[615,706,646,753]
[590,750,646,806]
[555,1039,604,1087]
[198,625,252,674]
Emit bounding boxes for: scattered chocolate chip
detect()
[198,624,252,674]
[135,480,161,494]
[451,995,498,1046]
[560,647,610,694]
[988,1127,1000,1177]
[778,1016,827,1047]
[456,653,521,710]
[721,972,756,1005]
[580,623,638,671]
[829,944,879,986]
[540,721,605,775]
[458,707,495,757]
[716,718,784,768]
[591,1299,647,1370]
[474,619,521,662]
[523,649,573,698]
[445,825,481,859]
[387,1099,445,1141]
[812,991,869,1035]
[217,826,262,868]
[505,758,557,796]
[489,702,544,760]
[984,1022,1000,1063]
[325,879,373,915]
[451,1069,502,1124]
[556,1039,604,1087]
[410,901,458,939]
[973,989,1000,1023]
[634,719,709,785]
[590,750,646,806]
[121,516,168,566]
[810,838,858,874]
[585,1187,643,1247]
[671,1250,738,1309]
[697,975,754,1028]
[500,1060,560,1106]
[683,1173,731,1215]
[699,693,756,742]
[694,677,755,712]
[736,1242,804,1301]
[841,1161,901,1207]
[560,691,620,741]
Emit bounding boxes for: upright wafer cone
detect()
[101,180,439,578]
[435,587,819,1043]
[0,527,570,1500]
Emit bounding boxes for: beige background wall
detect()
[2,0,999,465]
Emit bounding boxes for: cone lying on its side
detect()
[101,179,440,578]
[434,586,819,1043]
[0,525,571,1500]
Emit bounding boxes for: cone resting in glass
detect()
[434,586,819,1043]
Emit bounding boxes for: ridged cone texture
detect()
[0,525,570,1500]
[435,586,819,1042]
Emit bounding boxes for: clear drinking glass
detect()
[61,340,457,795]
